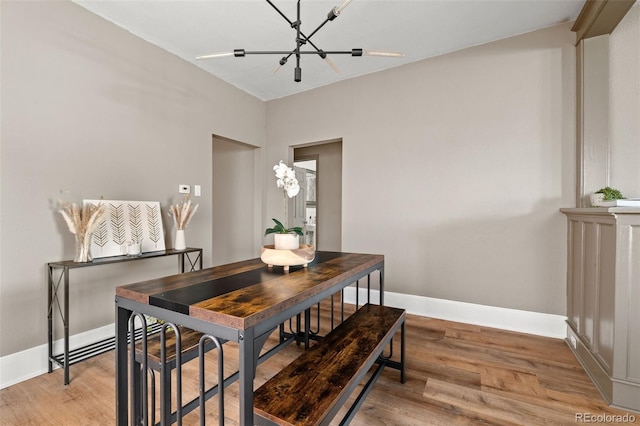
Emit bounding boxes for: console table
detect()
[48,247,203,385]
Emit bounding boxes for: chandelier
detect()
[196,0,404,82]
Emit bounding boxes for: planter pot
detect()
[274,233,299,250]
[590,193,605,207]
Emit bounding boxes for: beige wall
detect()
[610,3,640,196]
[267,23,577,315]
[3,1,635,363]
[0,1,265,356]
[579,35,611,206]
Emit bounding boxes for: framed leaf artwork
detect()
[83,200,166,258]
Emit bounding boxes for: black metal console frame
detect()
[47,247,203,385]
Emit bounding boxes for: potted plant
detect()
[261,161,315,270]
[265,218,303,250]
[268,161,302,250]
[591,186,625,206]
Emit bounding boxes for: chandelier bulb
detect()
[195,52,234,60]
[272,57,289,75]
[364,50,405,58]
[335,0,353,15]
[324,57,342,75]
[328,0,352,21]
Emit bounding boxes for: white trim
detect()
[1,292,566,389]
[0,323,114,390]
[342,287,567,339]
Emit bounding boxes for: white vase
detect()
[274,233,299,250]
[175,229,186,250]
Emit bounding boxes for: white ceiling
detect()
[73,0,584,101]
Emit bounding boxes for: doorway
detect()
[294,140,342,251]
[212,135,259,265]
[293,158,317,247]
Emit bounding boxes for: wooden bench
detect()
[254,303,406,426]
[133,325,219,425]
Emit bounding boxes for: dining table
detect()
[114,251,385,425]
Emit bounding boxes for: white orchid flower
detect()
[269,161,302,235]
[273,161,300,198]
[273,161,289,179]
[285,168,296,179]
[286,183,300,198]
[285,177,300,197]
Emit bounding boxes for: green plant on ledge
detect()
[596,186,625,201]
[264,218,303,237]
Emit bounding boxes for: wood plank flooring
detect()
[1,300,638,425]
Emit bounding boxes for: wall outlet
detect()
[179,184,190,194]
[570,335,577,349]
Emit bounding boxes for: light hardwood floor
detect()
[1,301,638,425]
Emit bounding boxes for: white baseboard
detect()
[342,287,566,339]
[1,292,566,389]
[0,323,114,390]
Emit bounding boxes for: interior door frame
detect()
[293,155,319,247]
[294,139,342,251]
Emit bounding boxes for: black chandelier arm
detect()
[295,0,302,57]
[265,0,330,61]
[304,17,332,42]
[236,50,362,56]
[295,0,302,81]
[302,0,352,40]
[265,0,295,28]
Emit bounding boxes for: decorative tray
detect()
[260,245,315,271]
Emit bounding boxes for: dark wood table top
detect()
[116,251,383,330]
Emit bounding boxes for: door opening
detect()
[294,140,342,251]
[212,135,259,265]
[293,159,317,248]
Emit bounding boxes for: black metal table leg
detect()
[238,328,256,426]
[115,303,130,426]
[304,308,311,349]
[47,266,54,374]
[179,249,203,273]
[63,267,69,385]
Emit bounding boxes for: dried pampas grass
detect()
[58,201,108,262]
[169,198,199,231]
[58,201,108,236]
